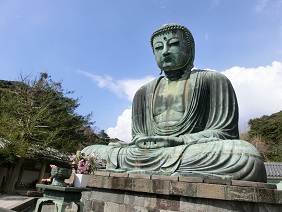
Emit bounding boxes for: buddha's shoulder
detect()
[191,69,230,81]
[136,78,159,92]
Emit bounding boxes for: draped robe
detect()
[83,70,266,182]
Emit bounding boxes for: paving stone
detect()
[133,193,146,207]
[88,175,109,188]
[81,191,92,211]
[178,176,203,183]
[90,190,124,204]
[109,176,133,190]
[129,173,151,179]
[109,172,129,178]
[124,193,134,206]
[196,183,226,200]
[231,180,258,187]
[104,202,121,211]
[274,189,282,204]
[256,188,276,204]
[257,182,277,189]
[151,175,178,181]
[180,199,207,212]
[119,203,134,212]
[133,206,149,212]
[225,185,257,202]
[156,195,180,211]
[151,179,170,195]
[94,171,110,177]
[204,177,231,185]
[91,199,105,212]
[180,197,255,212]
[124,192,147,207]
[143,194,157,209]
[132,178,152,193]
[170,181,197,197]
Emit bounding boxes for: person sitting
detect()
[83,24,266,182]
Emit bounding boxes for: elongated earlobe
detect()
[159,69,163,75]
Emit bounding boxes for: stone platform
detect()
[79,171,282,212]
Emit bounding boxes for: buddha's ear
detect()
[159,69,163,75]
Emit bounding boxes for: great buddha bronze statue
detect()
[83,24,266,182]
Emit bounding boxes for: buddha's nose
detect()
[162,45,170,56]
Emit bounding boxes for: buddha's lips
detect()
[163,57,173,62]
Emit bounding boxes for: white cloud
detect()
[78,70,154,101]
[106,61,282,140]
[222,61,282,131]
[106,108,132,142]
[117,77,155,101]
[78,70,154,142]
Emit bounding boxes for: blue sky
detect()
[1,0,282,142]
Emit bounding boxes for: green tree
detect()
[77,126,105,148]
[248,110,282,161]
[0,73,93,194]
[96,129,112,145]
[97,130,110,139]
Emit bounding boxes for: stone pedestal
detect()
[79,171,282,212]
[35,184,90,212]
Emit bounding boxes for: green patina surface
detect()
[50,167,71,187]
[35,184,90,212]
[83,24,266,182]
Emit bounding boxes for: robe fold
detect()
[82,70,266,182]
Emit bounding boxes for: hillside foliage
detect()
[247,110,282,162]
[0,73,110,166]
[0,73,112,194]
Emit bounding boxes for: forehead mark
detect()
[153,30,183,45]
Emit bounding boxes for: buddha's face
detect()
[153,30,190,72]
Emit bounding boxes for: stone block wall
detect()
[79,171,282,212]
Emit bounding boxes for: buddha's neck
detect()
[164,67,191,81]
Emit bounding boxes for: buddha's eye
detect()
[169,39,180,47]
[154,43,164,51]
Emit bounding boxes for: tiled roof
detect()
[264,162,282,179]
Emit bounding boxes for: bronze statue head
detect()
[150,24,195,73]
